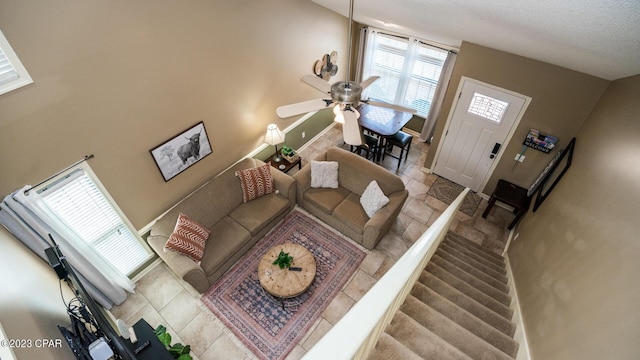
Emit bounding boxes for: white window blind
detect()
[362,31,448,117]
[40,169,151,276]
[0,30,33,95]
[0,47,20,85]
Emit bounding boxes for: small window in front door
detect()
[467,92,509,123]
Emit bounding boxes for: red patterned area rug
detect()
[201,209,366,360]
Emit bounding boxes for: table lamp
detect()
[264,124,285,162]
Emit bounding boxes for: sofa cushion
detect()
[326,147,405,196]
[360,180,390,217]
[200,216,252,276]
[235,163,275,203]
[229,193,290,235]
[303,186,350,214]
[159,158,256,231]
[164,213,209,262]
[310,160,339,188]
[333,193,368,235]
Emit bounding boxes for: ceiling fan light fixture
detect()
[331,81,362,106]
[332,103,360,124]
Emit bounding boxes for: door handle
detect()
[490,143,501,159]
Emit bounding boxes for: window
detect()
[361,30,448,117]
[38,167,152,276]
[467,92,509,123]
[0,30,33,95]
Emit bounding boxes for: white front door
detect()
[433,77,530,192]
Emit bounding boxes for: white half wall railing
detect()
[303,188,470,360]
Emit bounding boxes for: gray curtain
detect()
[420,51,457,143]
[354,26,369,83]
[0,189,129,309]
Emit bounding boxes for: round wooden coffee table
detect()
[258,243,316,305]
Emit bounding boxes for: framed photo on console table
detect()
[150,121,212,181]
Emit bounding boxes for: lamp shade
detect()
[264,124,285,145]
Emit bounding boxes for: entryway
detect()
[433,77,531,192]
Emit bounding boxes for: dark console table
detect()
[123,319,173,360]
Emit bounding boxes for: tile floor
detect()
[110,124,516,360]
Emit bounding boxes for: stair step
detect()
[368,333,423,360]
[385,311,472,360]
[446,232,506,264]
[431,254,512,306]
[401,295,514,360]
[436,246,509,285]
[419,270,516,336]
[372,230,520,359]
[442,239,507,275]
[426,263,514,314]
[411,282,519,358]
[434,248,510,293]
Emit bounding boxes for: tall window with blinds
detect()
[39,169,152,276]
[361,30,448,117]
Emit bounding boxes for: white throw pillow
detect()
[360,180,390,218]
[310,160,339,188]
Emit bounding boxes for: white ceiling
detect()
[311,0,640,80]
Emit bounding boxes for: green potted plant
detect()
[272,249,293,269]
[154,325,193,360]
[280,145,299,163]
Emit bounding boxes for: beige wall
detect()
[0,1,347,357]
[0,0,348,229]
[508,75,640,359]
[426,42,609,194]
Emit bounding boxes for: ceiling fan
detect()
[276,0,416,143]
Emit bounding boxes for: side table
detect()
[268,150,301,173]
[482,179,532,230]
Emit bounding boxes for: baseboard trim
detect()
[505,255,532,360]
[131,257,163,283]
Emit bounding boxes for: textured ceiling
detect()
[311,0,640,80]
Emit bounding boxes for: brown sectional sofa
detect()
[293,147,408,249]
[147,158,296,293]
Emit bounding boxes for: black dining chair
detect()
[343,110,382,161]
[351,133,381,161]
[383,130,412,169]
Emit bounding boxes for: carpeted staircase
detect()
[369,232,519,360]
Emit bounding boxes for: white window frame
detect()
[34,163,153,276]
[361,29,449,117]
[0,30,33,95]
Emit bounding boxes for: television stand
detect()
[123,319,173,359]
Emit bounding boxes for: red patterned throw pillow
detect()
[164,213,209,262]
[235,163,275,202]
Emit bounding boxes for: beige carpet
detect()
[369,232,519,359]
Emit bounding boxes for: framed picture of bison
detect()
[150,121,212,181]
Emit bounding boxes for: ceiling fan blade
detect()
[301,74,332,94]
[341,109,363,146]
[276,98,332,118]
[366,100,418,115]
[360,76,380,90]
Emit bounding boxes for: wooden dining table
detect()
[357,103,414,161]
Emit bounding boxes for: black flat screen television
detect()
[45,235,137,359]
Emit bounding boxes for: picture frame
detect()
[532,137,576,212]
[150,121,212,181]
